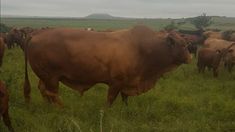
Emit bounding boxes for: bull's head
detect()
[167,32,192,64]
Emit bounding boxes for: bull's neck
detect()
[141,45,178,79]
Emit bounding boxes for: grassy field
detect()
[2,16,235,31]
[0,18,235,132]
[1,18,172,30]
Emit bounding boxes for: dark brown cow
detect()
[180,34,202,57]
[197,43,235,77]
[0,37,5,67]
[0,81,14,132]
[23,26,192,106]
[3,27,35,49]
[3,28,24,49]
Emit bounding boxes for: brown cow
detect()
[180,34,202,57]
[4,27,35,49]
[0,81,14,132]
[3,28,24,49]
[197,43,235,77]
[23,26,192,106]
[204,38,235,71]
[203,30,222,39]
[0,37,5,67]
[224,50,235,72]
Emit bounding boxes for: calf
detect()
[197,43,235,77]
[0,81,14,132]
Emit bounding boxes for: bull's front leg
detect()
[107,85,121,107]
[121,92,128,106]
[2,110,14,132]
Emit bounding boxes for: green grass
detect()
[1,18,172,30]
[2,17,235,31]
[0,48,235,132]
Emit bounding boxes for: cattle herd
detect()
[0,25,235,131]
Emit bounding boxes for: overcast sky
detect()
[1,0,235,18]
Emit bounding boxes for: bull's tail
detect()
[23,34,32,103]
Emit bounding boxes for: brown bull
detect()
[0,37,5,67]
[197,43,235,77]
[23,26,191,106]
[0,81,14,132]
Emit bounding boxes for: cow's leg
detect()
[202,65,206,73]
[197,62,202,73]
[107,86,120,107]
[42,78,63,107]
[2,110,14,132]
[198,65,202,73]
[213,67,218,77]
[121,92,128,106]
[228,63,233,73]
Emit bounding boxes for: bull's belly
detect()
[60,76,108,95]
[121,78,157,96]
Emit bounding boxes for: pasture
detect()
[0,18,235,132]
[2,16,235,31]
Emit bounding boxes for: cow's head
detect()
[166,32,192,64]
[5,28,26,49]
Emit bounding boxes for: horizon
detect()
[1,13,234,19]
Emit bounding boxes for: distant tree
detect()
[0,23,11,33]
[176,18,186,26]
[190,13,212,31]
[164,20,178,31]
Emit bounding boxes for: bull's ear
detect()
[167,34,176,47]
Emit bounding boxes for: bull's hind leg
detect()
[2,110,14,132]
[40,78,63,107]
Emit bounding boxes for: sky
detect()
[1,0,235,18]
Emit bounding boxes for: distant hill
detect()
[84,13,123,19]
